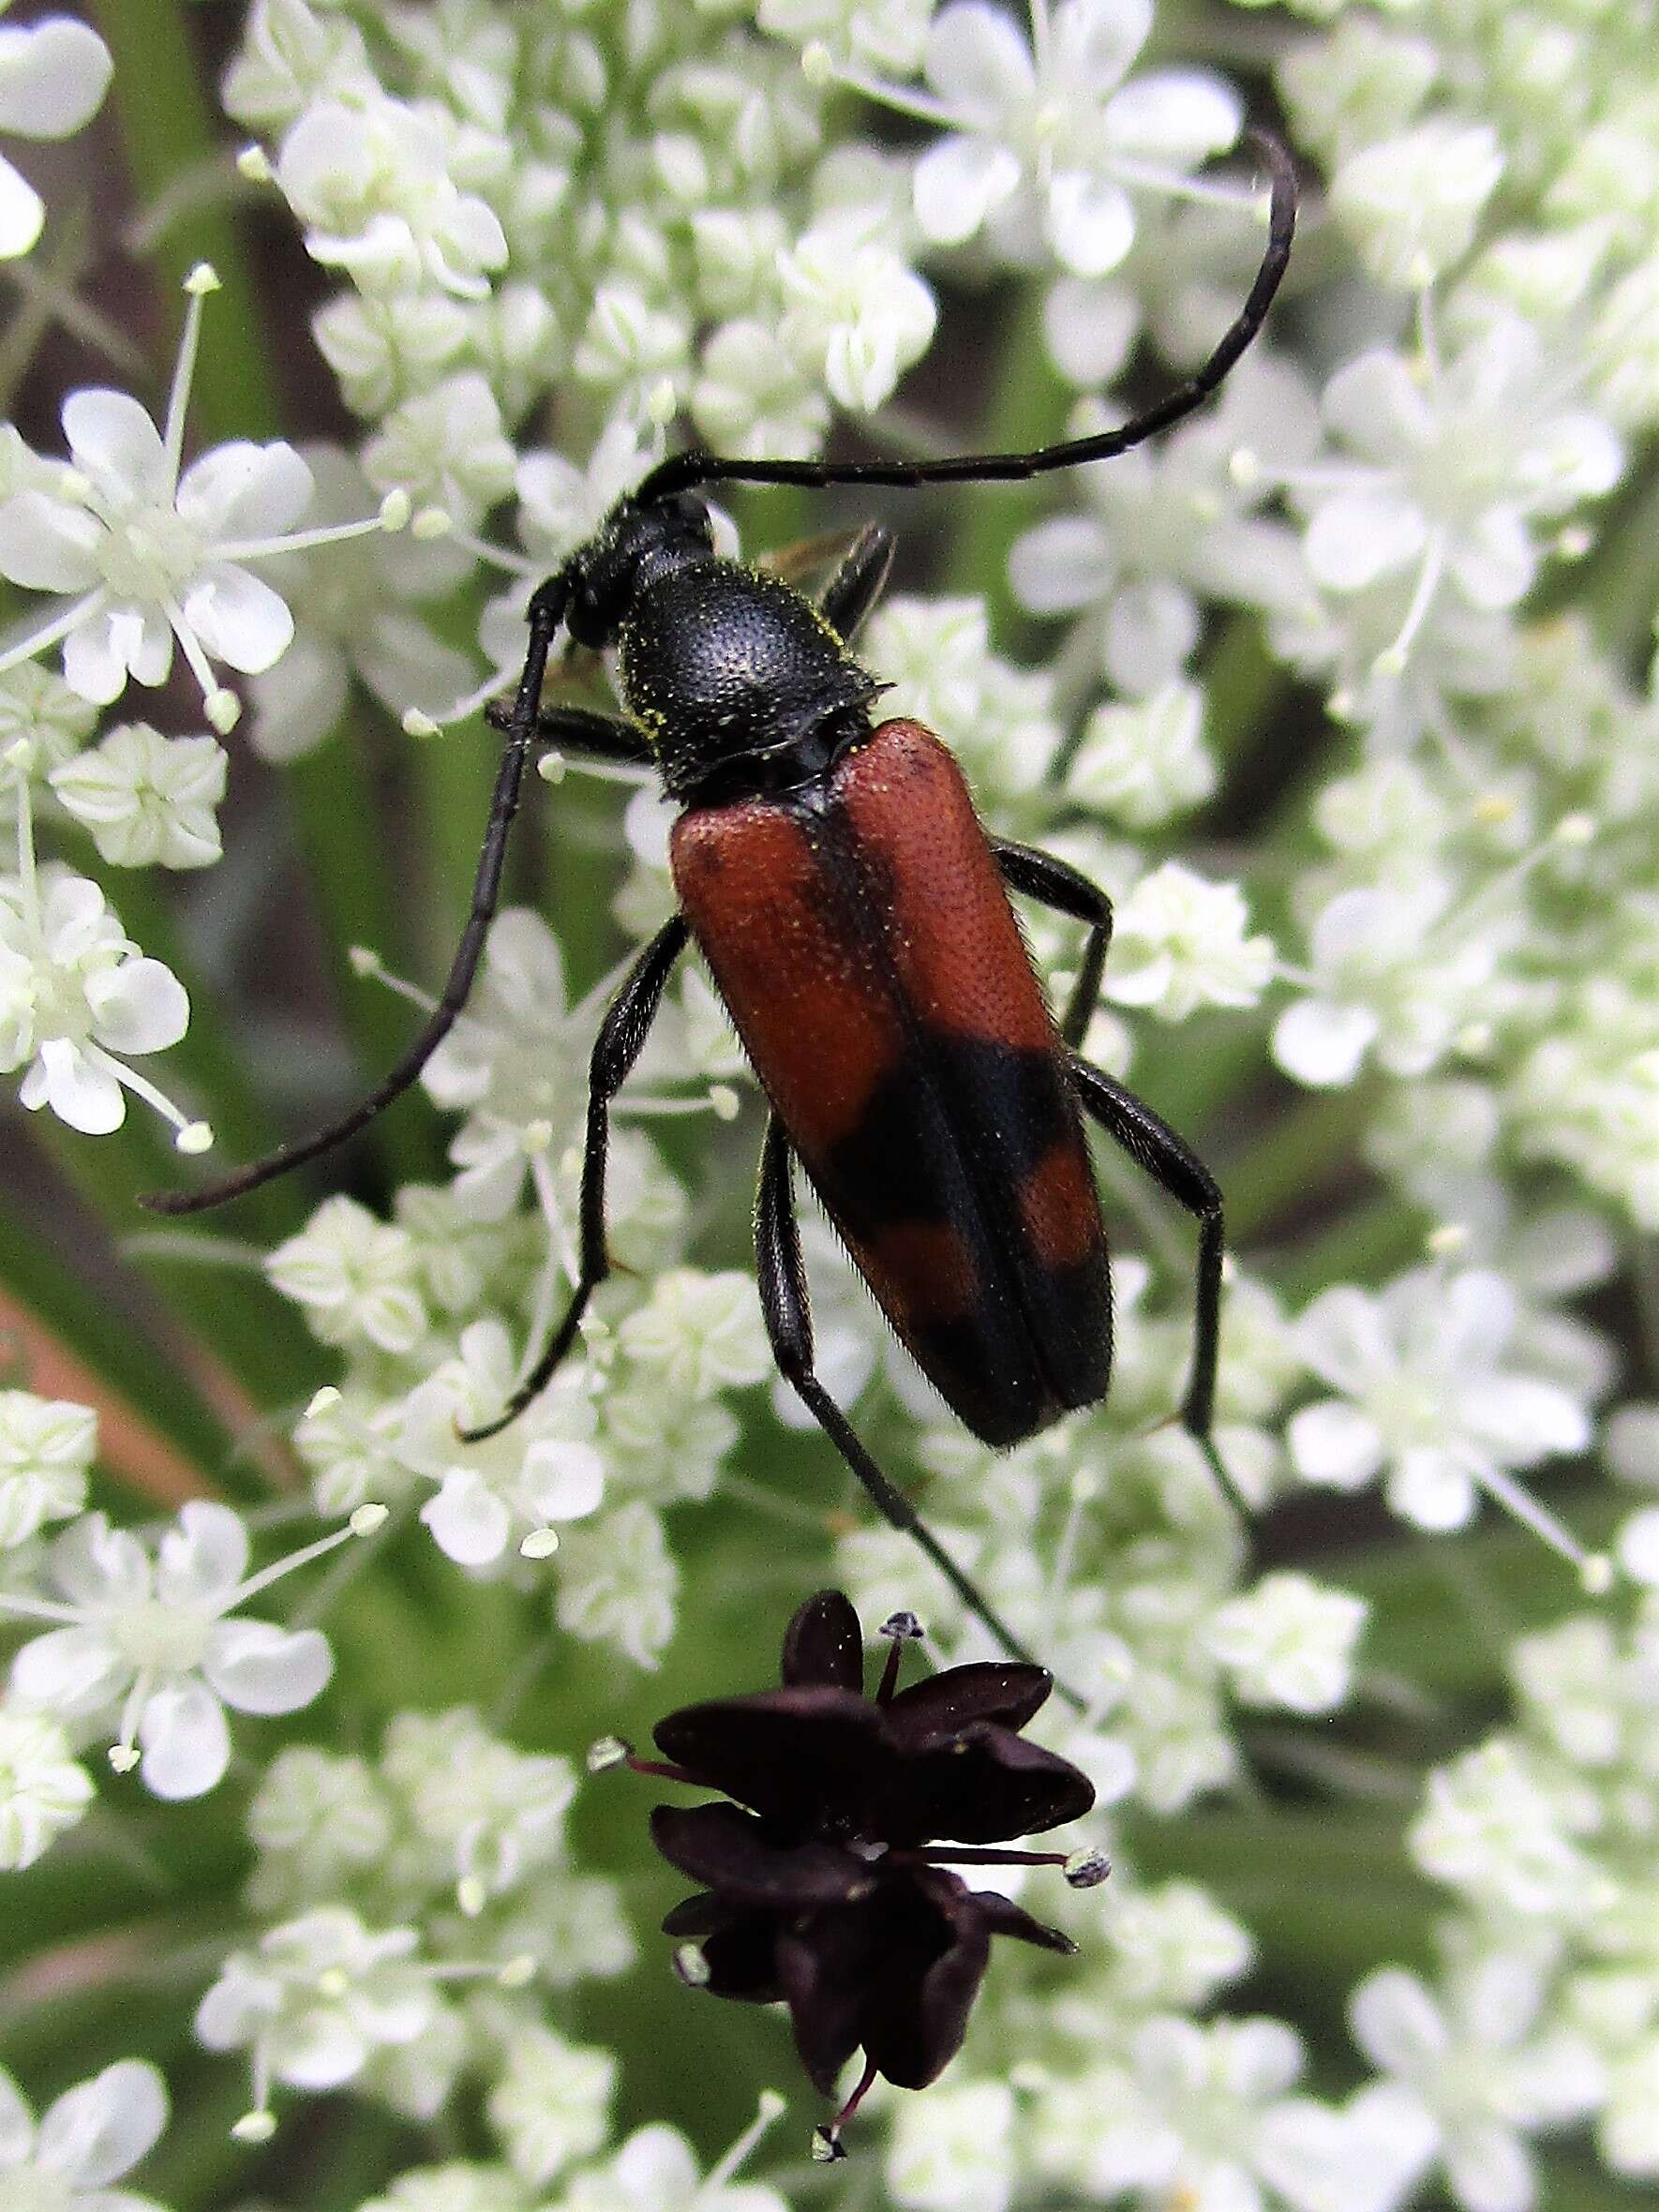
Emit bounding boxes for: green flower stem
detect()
[1273,1191,1426,1306]
[1202,609,1290,764]
[1556,444,1659,663]
[0,1193,228,1480]
[1218,1084,1378,1243]
[90,0,428,1195]
[1323,1495,1625,1697]
[33,1117,317,1492]
[1129,1804,1437,1982]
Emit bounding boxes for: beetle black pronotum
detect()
[145,136,1297,1689]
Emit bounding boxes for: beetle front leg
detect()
[142,577,571,1214]
[485,696,655,768]
[994,842,1113,1049]
[1069,1054,1225,1466]
[463,915,690,1440]
[755,1114,1081,1705]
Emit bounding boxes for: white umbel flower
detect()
[0,1388,95,1547]
[886,2078,1015,2212]
[903,0,1242,279]
[0,2056,168,2210]
[0,270,398,732]
[484,2025,615,2190]
[0,6,112,260]
[560,2108,787,2212]
[552,1502,679,1669]
[0,1705,94,1869]
[1350,1957,1604,2212]
[1289,1269,1592,1536]
[194,1906,442,2110]
[1105,861,1276,1021]
[400,1321,605,1569]
[275,95,508,300]
[50,722,226,869]
[1206,1571,1368,1715]
[0,856,198,1142]
[776,209,936,412]
[3,1501,365,1798]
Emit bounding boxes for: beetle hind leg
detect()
[1069,1054,1228,1489]
[755,1113,1082,1705]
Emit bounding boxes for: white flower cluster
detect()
[197,1704,632,2137]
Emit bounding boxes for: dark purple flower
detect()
[605,1591,1104,2156]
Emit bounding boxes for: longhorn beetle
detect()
[145,138,1296,1692]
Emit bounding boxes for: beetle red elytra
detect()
[145,139,1297,1690]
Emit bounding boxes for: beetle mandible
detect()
[145,139,1297,1690]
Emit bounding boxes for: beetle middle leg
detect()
[816,523,895,643]
[463,914,689,1441]
[994,841,1113,1049]
[1069,1054,1225,1472]
[755,1113,1082,1704]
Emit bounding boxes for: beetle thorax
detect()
[617,560,881,801]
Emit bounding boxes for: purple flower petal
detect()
[888,1720,1096,1846]
[780,1589,865,1693]
[653,1686,887,1830]
[883,1660,1053,1747]
[861,1871,991,2090]
[650,1802,873,1908]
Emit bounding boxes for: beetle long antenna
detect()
[139,577,570,1214]
[637,132,1295,508]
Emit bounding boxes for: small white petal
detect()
[925,1,1034,117]
[1457,1376,1590,1463]
[421,1467,511,1565]
[181,563,294,675]
[10,1622,124,1711]
[1351,1968,1449,2075]
[0,489,102,590]
[176,440,313,539]
[913,135,1022,246]
[1289,1401,1384,1490]
[1443,2121,1533,2212]
[1305,493,1427,592]
[203,1620,333,1714]
[32,1038,125,1133]
[0,20,112,140]
[0,2063,34,2161]
[85,959,189,1056]
[1447,506,1533,610]
[1044,169,1136,278]
[1008,513,1116,613]
[522,1439,605,1524]
[1387,1446,1477,1532]
[1103,577,1201,695]
[1104,71,1241,167]
[157,1501,247,1609]
[0,152,42,256]
[63,390,170,505]
[1323,353,1435,462]
[36,2060,166,2189]
[138,1679,232,1800]
[1273,999,1378,1088]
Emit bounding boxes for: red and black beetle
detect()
[145,140,1297,1687]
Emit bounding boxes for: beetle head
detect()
[563,492,715,650]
